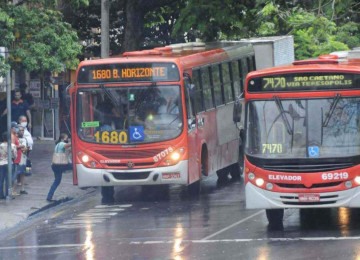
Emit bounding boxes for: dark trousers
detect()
[46,163,72,200]
[0,164,9,199]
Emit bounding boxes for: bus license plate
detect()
[162,172,180,179]
[298,193,320,202]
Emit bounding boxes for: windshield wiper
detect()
[274,96,293,135]
[99,84,120,108]
[322,94,341,127]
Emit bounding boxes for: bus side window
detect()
[221,63,233,103]
[193,69,204,113]
[240,59,248,92]
[247,56,255,72]
[211,64,223,106]
[201,67,213,110]
[231,60,242,97]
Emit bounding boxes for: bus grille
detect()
[110,171,151,180]
[94,149,164,159]
[276,181,342,189]
[262,162,354,173]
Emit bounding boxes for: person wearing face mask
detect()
[18,115,33,153]
[46,133,72,202]
[14,125,29,195]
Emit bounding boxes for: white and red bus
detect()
[69,42,256,199]
[241,50,360,225]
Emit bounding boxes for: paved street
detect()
[2,173,360,259]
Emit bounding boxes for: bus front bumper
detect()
[245,182,360,209]
[76,160,188,188]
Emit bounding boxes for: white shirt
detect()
[0,142,17,166]
[23,128,33,150]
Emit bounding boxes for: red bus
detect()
[69,42,256,200]
[240,50,360,226]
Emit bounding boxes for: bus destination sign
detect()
[248,73,360,92]
[77,62,180,84]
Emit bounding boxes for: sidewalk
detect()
[0,139,97,232]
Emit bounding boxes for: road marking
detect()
[201,210,264,240]
[3,236,360,250]
[78,212,118,217]
[95,204,132,208]
[55,204,128,229]
[0,244,85,250]
[127,236,360,245]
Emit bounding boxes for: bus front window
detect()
[245,97,360,159]
[77,85,183,144]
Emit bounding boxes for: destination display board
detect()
[77,62,180,84]
[247,72,360,92]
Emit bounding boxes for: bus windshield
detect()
[245,97,360,159]
[76,85,183,144]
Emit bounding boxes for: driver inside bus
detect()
[157,90,179,115]
[95,94,124,130]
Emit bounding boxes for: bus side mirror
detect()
[188,118,196,129]
[233,100,242,123]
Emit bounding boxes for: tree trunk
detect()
[122,0,144,52]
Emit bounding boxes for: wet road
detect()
[2,175,360,260]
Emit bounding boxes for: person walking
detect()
[0,132,17,199]
[14,125,29,195]
[46,133,72,202]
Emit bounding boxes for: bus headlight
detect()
[354,176,360,185]
[255,178,264,187]
[161,147,185,166]
[82,154,90,163]
[77,152,99,168]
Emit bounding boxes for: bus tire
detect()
[101,186,114,201]
[187,150,206,196]
[266,209,284,227]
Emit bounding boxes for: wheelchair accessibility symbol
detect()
[308,146,319,157]
[130,126,144,141]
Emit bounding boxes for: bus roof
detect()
[247,51,360,79]
[78,41,254,70]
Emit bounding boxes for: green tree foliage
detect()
[173,0,256,41]
[0,3,83,75]
[0,8,13,76]
[256,2,354,59]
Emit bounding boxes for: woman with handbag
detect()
[46,133,72,202]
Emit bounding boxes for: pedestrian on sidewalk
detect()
[11,122,23,197]
[0,132,17,199]
[46,133,72,202]
[18,115,33,176]
[14,125,29,195]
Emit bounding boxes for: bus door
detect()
[184,76,199,184]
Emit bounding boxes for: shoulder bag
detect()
[52,143,69,165]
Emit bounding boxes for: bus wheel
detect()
[266,209,284,227]
[101,186,114,202]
